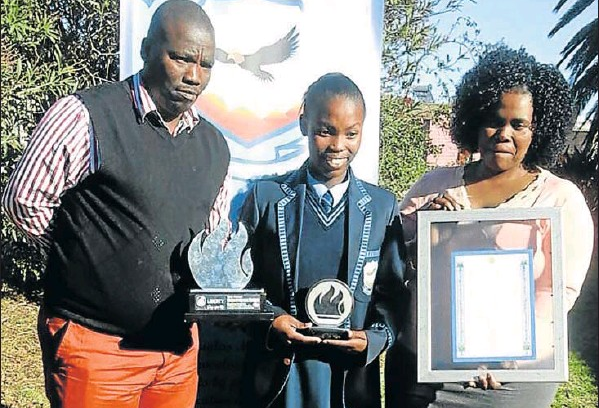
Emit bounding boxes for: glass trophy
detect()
[184,221,274,322]
[297,279,353,340]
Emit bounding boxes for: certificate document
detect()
[451,249,536,362]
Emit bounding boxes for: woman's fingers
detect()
[466,373,502,390]
[478,373,489,390]
[437,192,462,211]
[487,373,502,389]
[424,192,463,211]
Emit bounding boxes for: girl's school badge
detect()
[362,260,378,296]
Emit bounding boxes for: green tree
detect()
[381,0,482,98]
[1,0,118,296]
[379,95,449,197]
[379,0,480,196]
[549,0,598,169]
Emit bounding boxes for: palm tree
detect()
[549,0,598,165]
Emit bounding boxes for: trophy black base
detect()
[185,288,274,322]
[297,326,350,340]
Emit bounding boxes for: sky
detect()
[419,0,598,103]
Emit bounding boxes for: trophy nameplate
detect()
[184,221,274,322]
[297,279,353,340]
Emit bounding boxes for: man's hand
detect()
[271,314,322,345]
[321,329,368,354]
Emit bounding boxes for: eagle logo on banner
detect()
[215,26,299,82]
[193,0,309,195]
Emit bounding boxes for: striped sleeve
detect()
[207,172,232,234]
[1,95,93,248]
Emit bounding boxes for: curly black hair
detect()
[451,44,573,168]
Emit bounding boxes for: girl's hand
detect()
[271,314,322,345]
[321,329,368,354]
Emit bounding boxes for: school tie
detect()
[321,190,333,214]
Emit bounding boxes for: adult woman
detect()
[385,45,594,408]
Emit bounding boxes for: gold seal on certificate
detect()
[298,279,353,340]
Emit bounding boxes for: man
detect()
[2,1,230,407]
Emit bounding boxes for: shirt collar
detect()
[131,72,201,135]
[307,169,350,206]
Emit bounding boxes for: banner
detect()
[120,1,384,406]
[121,0,384,215]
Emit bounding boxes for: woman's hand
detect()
[322,329,368,354]
[466,370,502,390]
[422,192,463,211]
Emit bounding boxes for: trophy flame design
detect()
[313,284,352,322]
[187,221,253,289]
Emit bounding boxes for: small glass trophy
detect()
[297,279,354,340]
[184,221,273,322]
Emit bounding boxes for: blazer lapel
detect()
[347,173,372,296]
[276,168,306,316]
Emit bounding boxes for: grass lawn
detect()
[1,289,47,408]
[2,287,597,408]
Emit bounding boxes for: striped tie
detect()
[321,190,333,214]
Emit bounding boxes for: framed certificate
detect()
[416,207,567,382]
[451,249,536,363]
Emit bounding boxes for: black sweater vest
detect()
[44,79,230,338]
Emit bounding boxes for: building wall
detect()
[425,117,589,168]
[426,123,460,167]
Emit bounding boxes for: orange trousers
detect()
[38,309,199,408]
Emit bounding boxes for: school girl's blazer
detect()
[238,163,409,408]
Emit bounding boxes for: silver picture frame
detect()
[416,207,567,382]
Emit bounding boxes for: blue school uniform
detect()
[239,163,409,408]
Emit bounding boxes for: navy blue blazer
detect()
[239,164,409,408]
